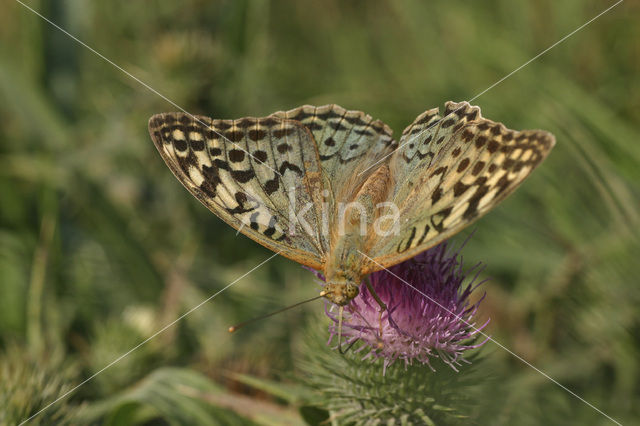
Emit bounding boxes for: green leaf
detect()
[80,367,309,425]
[227,371,314,404]
[79,367,252,426]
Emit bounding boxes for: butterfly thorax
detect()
[322,164,393,306]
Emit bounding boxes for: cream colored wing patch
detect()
[369,101,555,270]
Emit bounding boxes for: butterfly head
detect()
[321,282,360,306]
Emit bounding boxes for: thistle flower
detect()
[325,242,489,372]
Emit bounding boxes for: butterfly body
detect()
[149,102,554,306]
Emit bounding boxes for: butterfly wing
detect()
[274,105,398,206]
[149,112,327,269]
[149,106,397,270]
[368,101,555,270]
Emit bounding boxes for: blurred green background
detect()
[1,0,639,424]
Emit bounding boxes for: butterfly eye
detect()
[346,283,360,300]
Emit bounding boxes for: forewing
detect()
[369,101,555,270]
[274,105,398,203]
[149,112,325,269]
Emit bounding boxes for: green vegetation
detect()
[1,0,638,424]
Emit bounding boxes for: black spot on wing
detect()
[461,130,474,143]
[441,118,456,128]
[430,207,452,233]
[248,129,267,141]
[263,215,278,237]
[272,127,297,138]
[319,153,336,161]
[431,186,443,204]
[235,118,255,129]
[190,139,205,151]
[305,122,324,131]
[249,212,260,230]
[235,192,248,204]
[343,114,368,126]
[252,150,268,163]
[214,159,230,171]
[231,169,256,183]
[290,110,316,121]
[279,161,303,176]
[226,204,255,214]
[229,149,245,163]
[264,177,279,195]
[487,140,499,153]
[463,184,489,220]
[416,223,431,245]
[225,130,244,143]
[415,113,439,125]
[396,226,417,253]
[261,118,279,127]
[200,165,221,197]
[174,139,188,152]
[277,143,292,153]
[354,128,375,136]
[416,151,434,161]
[328,120,349,131]
[457,158,470,172]
[453,181,470,196]
[472,161,485,176]
[315,111,333,121]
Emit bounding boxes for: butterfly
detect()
[149,101,555,307]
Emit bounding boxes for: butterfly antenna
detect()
[228,294,324,333]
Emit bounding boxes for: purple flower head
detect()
[318,242,489,372]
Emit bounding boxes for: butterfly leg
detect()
[336,306,359,354]
[364,276,386,349]
[336,306,344,352]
